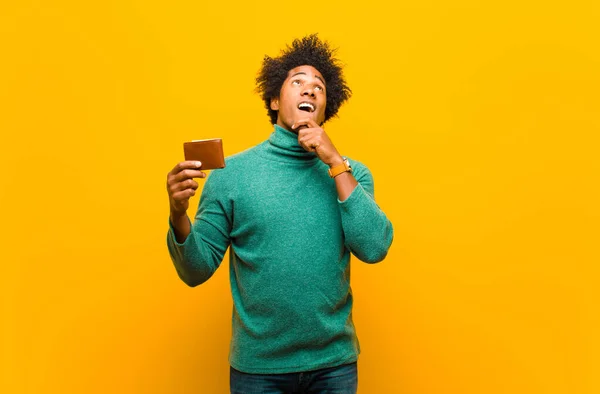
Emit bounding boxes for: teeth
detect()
[298,102,315,112]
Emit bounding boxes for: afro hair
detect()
[255,34,352,125]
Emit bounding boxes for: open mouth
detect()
[298,102,315,113]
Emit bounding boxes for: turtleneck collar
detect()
[264,124,317,162]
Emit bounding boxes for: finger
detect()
[173,169,206,182]
[297,129,321,145]
[298,137,318,148]
[298,128,321,142]
[170,178,199,193]
[297,138,320,153]
[171,188,196,201]
[297,126,312,138]
[292,118,319,130]
[308,141,321,152]
[305,118,319,128]
[170,161,202,175]
[292,118,311,131]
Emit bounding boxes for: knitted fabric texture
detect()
[167,124,393,373]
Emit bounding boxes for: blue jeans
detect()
[230,362,358,394]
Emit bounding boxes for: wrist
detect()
[328,157,353,178]
[326,154,344,167]
[169,211,191,244]
[170,208,187,222]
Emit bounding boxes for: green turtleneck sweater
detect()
[167,125,393,374]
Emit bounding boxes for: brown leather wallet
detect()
[183,139,225,169]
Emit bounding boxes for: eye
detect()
[314,85,324,92]
[292,80,301,86]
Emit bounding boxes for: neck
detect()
[265,124,317,162]
[276,121,296,134]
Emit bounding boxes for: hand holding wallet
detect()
[183,138,225,169]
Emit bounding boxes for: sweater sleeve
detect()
[338,161,393,263]
[166,170,232,286]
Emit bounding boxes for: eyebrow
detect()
[291,72,326,86]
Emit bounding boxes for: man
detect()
[166,35,393,394]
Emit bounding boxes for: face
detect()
[270,65,327,132]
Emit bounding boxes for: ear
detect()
[270,97,279,111]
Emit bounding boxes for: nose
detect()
[301,86,315,98]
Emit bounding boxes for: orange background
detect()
[1,1,599,393]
